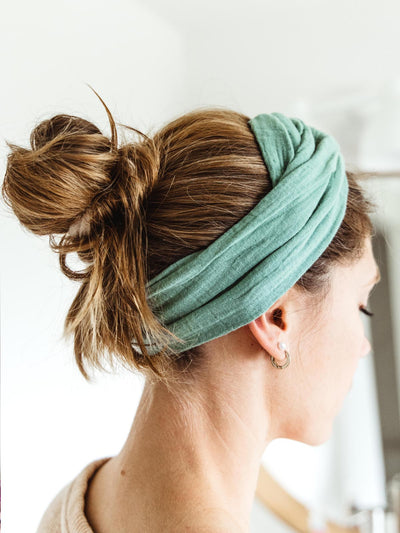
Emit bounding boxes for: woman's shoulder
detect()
[85,460,246,533]
[36,456,113,533]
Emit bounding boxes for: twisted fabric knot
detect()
[132,112,348,355]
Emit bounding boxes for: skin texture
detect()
[85,236,380,533]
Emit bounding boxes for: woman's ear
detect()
[247,296,291,363]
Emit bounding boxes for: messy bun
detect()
[2,90,375,385]
[2,89,181,383]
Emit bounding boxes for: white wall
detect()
[142,0,400,116]
[1,0,400,531]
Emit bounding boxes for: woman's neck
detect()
[105,370,272,531]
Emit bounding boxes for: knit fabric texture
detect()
[36,457,112,533]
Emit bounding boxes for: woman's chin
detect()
[284,421,334,447]
[307,427,333,447]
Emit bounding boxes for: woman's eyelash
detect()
[360,306,374,317]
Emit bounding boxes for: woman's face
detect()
[276,236,381,445]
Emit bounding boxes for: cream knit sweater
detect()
[36,456,112,533]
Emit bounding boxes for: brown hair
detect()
[2,89,376,386]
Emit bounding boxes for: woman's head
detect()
[243,234,380,444]
[2,91,377,405]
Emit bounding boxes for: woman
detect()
[2,89,381,533]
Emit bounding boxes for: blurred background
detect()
[1,0,399,531]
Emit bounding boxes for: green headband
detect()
[132,112,348,355]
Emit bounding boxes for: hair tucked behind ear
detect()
[2,88,376,386]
